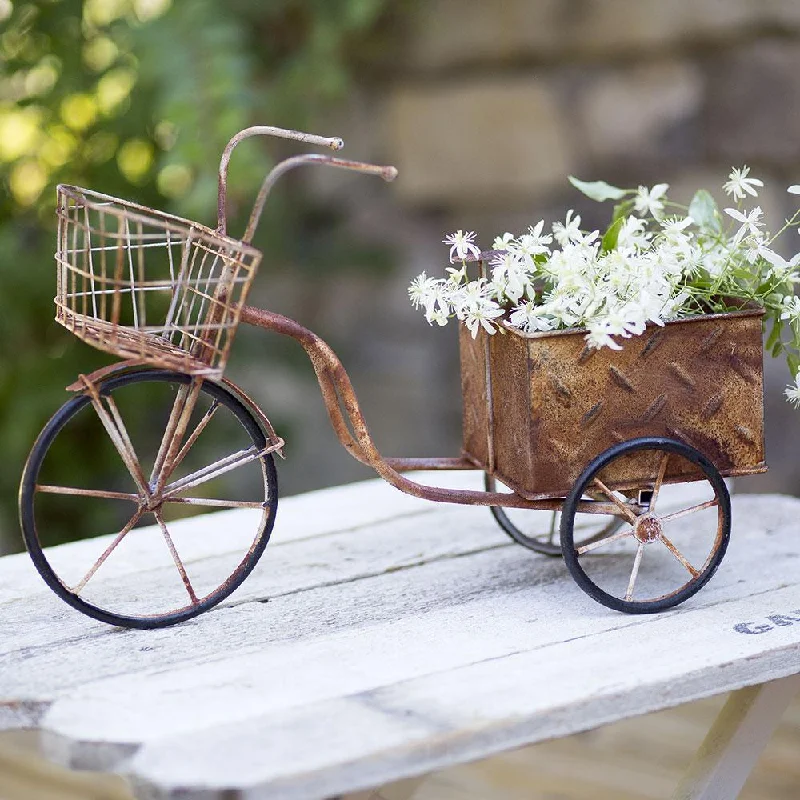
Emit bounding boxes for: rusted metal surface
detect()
[461,300,767,500]
[238,305,634,517]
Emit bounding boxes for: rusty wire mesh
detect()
[54,185,261,378]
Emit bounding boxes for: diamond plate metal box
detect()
[460,307,767,500]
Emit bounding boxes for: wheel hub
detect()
[633,513,662,544]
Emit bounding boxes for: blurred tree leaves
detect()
[0,0,404,550]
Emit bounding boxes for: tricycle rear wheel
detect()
[560,437,731,613]
[485,474,625,557]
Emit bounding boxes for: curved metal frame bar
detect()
[238,305,626,517]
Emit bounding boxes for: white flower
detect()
[492,232,515,251]
[508,301,554,333]
[427,308,450,327]
[516,220,552,257]
[725,206,764,244]
[445,263,468,286]
[785,376,800,408]
[617,215,651,250]
[723,166,763,200]
[634,184,669,219]
[443,230,481,262]
[789,185,800,195]
[408,272,439,310]
[780,295,800,323]
[552,210,582,246]
[490,250,530,303]
[761,246,800,280]
[451,278,492,318]
[585,320,623,350]
[463,301,503,338]
[661,216,693,237]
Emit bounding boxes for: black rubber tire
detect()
[560,437,731,614]
[19,369,278,629]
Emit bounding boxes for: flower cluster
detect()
[409,169,800,404]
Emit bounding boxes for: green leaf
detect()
[611,199,635,225]
[601,216,625,253]
[765,317,783,358]
[568,176,628,203]
[688,190,721,234]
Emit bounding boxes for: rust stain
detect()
[578,344,596,364]
[640,329,664,358]
[461,308,765,499]
[668,362,696,390]
[729,352,758,384]
[549,375,573,404]
[699,327,723,353]
[609,365,635,393]
[581,401,604,428]
[702,393,724,419]
[736,425,757,445]
[640,394,667,423]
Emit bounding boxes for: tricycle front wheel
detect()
[19,369,278,629]
[560,437,731,614]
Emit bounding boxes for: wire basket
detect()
[55,185,261,378]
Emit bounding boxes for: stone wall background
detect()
[237,0,800,498]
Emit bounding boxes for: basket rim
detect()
[56,184,262,260]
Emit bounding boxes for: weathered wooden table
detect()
[1,472,799,799]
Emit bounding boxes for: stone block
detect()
[578,61,704,165]
[385,78,573,205]
[704,41,800,163]
[409,0,800,69]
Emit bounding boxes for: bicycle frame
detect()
[68,127,631,520]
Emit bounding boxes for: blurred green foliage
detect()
[0,0,405,551]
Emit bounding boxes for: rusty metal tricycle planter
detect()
[18,126,766,628]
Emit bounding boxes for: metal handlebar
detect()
[216,125,344,237]
[241,153,398,245]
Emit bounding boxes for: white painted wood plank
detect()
[0,478,798,800]
[120,583,800,800]
[0,491,787,708]
[671,674,800,800]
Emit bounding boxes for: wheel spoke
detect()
[659,499,719,524]
[577,528,633,555]
[591,478,638,524]
[37,485,139,502]
[161,446,264,499]
[153,509,199,604]
[86,392,150,498]
[162,496,270,509]
[625,543,646,601]
[150,383,193,486]
[72,507,145,595]
[547,511,558,544]
[659,532,700,578]
[650,452,670,512]
[152,379,204,495]
[169,400,219,476]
